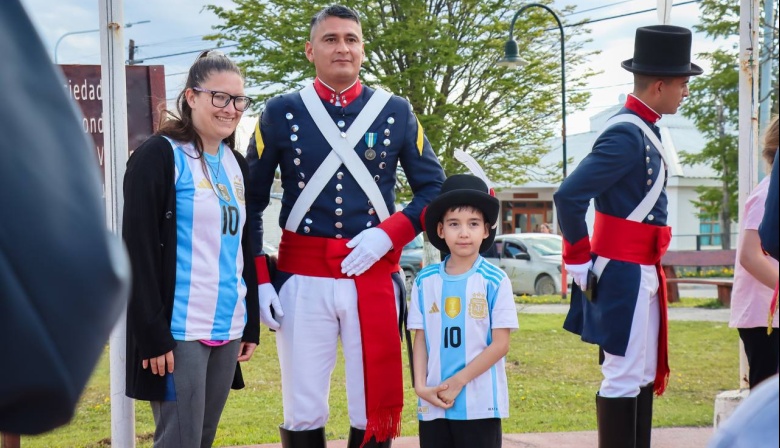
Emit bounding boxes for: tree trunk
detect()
[717,98,732,250]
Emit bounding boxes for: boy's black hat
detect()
[621,25,703,77]
[424,174,500,254]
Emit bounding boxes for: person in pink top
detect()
[729,115,779,389]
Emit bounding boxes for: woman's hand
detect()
[142,351,174,376]
[237,342,257,362]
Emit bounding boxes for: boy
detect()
[407,174,519,448]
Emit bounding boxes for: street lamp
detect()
[498,3,566,178]
[498,3,568,298]
[54,20,150,64]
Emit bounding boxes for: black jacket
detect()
[122,135,259,401]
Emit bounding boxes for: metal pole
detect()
[54,20,149,64]
[737,0,761,390]
[98,0,135,445]
[54,28,99,63]
[507,3,568,298]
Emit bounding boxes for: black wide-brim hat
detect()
[424,174,500,254]
[621,25,703,77]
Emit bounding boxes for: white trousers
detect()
[600,264,660,398]
[276,274,399,430]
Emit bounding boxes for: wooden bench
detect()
[661,249,736,306]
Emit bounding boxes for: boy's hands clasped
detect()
[415,382,454,409]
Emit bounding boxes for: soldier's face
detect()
[658,76,690,114]
[306,16,364,89]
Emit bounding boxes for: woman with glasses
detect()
[122,51,259,448]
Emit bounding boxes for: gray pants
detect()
[151,339,240,448]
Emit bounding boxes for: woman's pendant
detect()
[216,183,231,202]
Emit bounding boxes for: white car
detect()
[483,233,566,296]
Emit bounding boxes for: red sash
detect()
[591,211,672,396]
[277,230,403,444]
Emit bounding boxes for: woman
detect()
[122,51,259,447]
[729,115,779,388]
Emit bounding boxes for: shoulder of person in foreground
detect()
[707,375,779,448]
[0,0,129,435]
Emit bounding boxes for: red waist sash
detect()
[591,211,672,396]
[591,211,671,265]
[277,230,403,443]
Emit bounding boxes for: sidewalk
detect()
[228,427,713,448]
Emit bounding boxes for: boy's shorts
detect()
[418,417,502,448]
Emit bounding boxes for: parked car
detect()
[483,233,566,296]
[400,234,424,293]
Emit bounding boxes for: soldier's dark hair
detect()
[310,5,361,38]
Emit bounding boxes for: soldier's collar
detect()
[314,77,363,107]
[625,94,661,124]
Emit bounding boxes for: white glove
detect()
[565,261,592,290]
[258,283,284,330]
[341,228,393,277]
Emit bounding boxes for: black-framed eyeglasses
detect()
[192,86,252,112]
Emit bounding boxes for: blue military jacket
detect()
[245,84,444,255]
[554,107,668,356]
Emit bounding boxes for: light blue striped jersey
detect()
[165,137,248,342]
[407,255,518,421]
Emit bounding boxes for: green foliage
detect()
[204,0,597,191]
[22,316,737,446]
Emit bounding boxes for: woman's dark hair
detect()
[156,50,243,155]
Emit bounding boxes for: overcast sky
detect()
[19,0,733,134]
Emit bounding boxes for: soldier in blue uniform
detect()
[553,25,702,448]
[245,5,445,448]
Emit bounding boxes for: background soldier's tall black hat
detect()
[621,25,703,76]
[424,174,500,254]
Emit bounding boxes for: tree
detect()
[681,0,778,249]
[205,0,596,197]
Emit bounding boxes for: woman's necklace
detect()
[206,143,231,203]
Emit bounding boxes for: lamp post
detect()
[498,3,568,299]
[54,20,150,63]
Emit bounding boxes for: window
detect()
[503,242,527,259]
[699,214,721,246]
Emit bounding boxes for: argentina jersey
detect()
[165,137,248,342]
[407,256,519,421]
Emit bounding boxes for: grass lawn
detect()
[21,314,738,447]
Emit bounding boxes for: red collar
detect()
[625,94,661,124]
[313,78,362,107]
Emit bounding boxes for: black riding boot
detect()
[596,394,637,448]
[636,383,654,448]
[279,426,327,448]
[347,427,393,448]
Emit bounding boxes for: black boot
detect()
[596,394,637,448]
[279,426,327,448]
[347,427,392,448]
[636,383,654,448]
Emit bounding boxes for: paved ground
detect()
[228,284,725,448]
[228,427,713,448]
